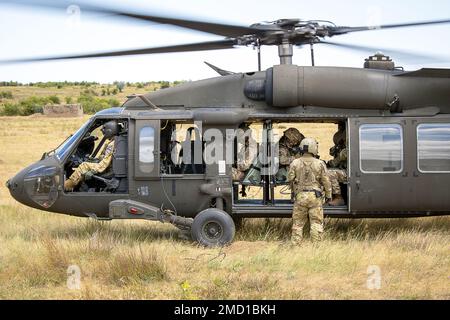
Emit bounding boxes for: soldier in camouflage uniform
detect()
[288,137,332,243]
[64,121,119,191]
[232,123,257,181]
[276,128,305,182]
[327,127,348,206]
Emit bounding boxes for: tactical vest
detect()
[293,158,324,193]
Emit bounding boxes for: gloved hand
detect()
[84,170,95,181]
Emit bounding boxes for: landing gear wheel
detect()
[191,208,235,247]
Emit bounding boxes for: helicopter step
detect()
[109,199,193,231]
[109,200,235,246]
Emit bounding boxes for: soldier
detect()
[288,137,332,243]
[328,126,346,168]
[232,123,257,181]
[327,126,348,206]
[64,120,119,191]
[276,128,305,182]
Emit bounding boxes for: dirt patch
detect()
[43,104,83,117]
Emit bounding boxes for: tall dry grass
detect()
[0,116,449,300]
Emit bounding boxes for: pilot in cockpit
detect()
[64,120,118,191]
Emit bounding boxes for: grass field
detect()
[0,83,169,116]
[0,115,449,300]
[0,83,163,105]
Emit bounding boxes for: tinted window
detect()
[417,123,450,172]
[139,126,155,173]
[360,124,403,173]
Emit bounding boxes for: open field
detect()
[0,83,164,105]
[0,82,173,116]
[0,116,449,299]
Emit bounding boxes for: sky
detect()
[0,0,449,83]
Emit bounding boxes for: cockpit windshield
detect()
[54,120,91,160]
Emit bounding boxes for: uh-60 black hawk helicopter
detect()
[3,2,450,246]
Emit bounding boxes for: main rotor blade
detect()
[329,19,450,36]
[0,40,236,64]
[112,13,258,38]
[319,41,446,63]
[1,0,259,38]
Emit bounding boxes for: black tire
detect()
[191,208,235,247]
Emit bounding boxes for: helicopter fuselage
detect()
[6,65,450,224]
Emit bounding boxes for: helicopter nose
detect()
[6,177,17,192]
[6,172,25,204]
[8,164,60,209]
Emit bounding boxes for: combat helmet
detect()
[101,120,119,139]
[300,137,319,156]
[238,122,251,131]
[333,129,345,145]
[284,128,305,145]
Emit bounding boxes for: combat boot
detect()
[328,195,345,206]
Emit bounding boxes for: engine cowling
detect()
[245,64,450,112]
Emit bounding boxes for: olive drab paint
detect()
[6,64,450,246]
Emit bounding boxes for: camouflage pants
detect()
[327,169,347,195]
[67,161,109,185]
[292,192,324,244]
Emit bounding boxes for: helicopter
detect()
[3,1,450,246]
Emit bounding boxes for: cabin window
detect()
[359,124,403,173]
[417,123,450,173]
[139,126,155,173]
[159,121,205,175]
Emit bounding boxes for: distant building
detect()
[43,104,83,117]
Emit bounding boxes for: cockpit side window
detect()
[160,121,205,175]
[55,120,91,160]
[63,118,129,193]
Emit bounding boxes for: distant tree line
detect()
[0,81,23,87]
[0,80,187,88]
